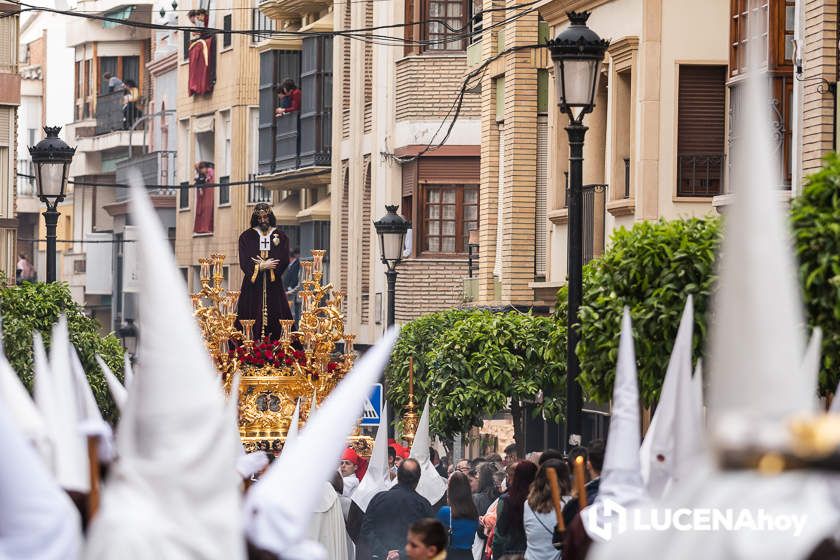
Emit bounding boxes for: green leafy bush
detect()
[0,281,125,421]
[386,309,564,445]
[572,217,722,405]
[792,153,840,395]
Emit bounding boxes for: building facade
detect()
[470,0,730,308]
[173,0,261,295]
[0,1,19,283]
[255,0,333,274]
[331,0,482,344]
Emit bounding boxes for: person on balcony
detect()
[274,79,301,117]
[193,161,215,235]
[103,72,124,93]
[122,80,142,129]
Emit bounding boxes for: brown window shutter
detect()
[402,160,418,197]
[677,65,726,196]
[418,156,480,183]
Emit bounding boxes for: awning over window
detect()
[296,195,331,221]
[193,114,215,133]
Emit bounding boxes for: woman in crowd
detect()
[524,460,571,560]
[275,79,301,117]
[492,461,538,559]
[437,472,479,559]
[405,518,449,560]
[473,462,502,517]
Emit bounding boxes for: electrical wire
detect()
[6,0,542,50]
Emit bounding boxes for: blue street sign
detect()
[361,383,383,426]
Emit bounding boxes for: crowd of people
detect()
[299,438,607,560]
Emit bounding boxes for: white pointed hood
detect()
[706,53,808,442]
[284,398,301,451]
[244,327,399,556]
[33,319,90,493]
[84,174,244,560]
[95,355,127,414]
[409,399,447,505]
[639,297,699,498]
[801,328,822,411]
[69,348,115,463]
[353,403,390,512]
[0,341,49,459]
[309,391,318,418]
[582,309,646,541]
[0,396,83,559]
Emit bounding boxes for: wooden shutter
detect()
[361,157,372,323]
[363,0,374,133]
[418,156,479,183]
[340,161,350,310]
[341,0,352,138]
[677,65,726,196]
[274,50,301,172]
[535,115,548,277]
[258,51,278,174]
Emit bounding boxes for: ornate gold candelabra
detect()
[191,254,242,390]
[192,249,373,455]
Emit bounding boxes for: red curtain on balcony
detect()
[193,164,215,234]
[188,28,216,95]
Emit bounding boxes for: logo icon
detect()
[584,498,627,541]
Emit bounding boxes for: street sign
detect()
[361,383,383,426]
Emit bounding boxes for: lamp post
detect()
[373,205,411,328]
[28,127,76,283]
[547,11,609,448]
[118,318,139,365]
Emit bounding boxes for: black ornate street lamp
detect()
[547,11,609,448]
[118,318,139,364]
[373,205,411,328]
[28,126,75,283]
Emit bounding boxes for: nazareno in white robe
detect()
[308,483,352,560]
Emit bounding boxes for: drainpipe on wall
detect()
[791,0,805,196]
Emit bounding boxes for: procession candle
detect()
[344,334,355,354]
[546,467,566,532]
[212,254,224,278]
[312,250,325,273]
[219,298,229,316]
[241,320,255,341]
[199,258,210,282]
[190,293,201,310]
[573,455,588,508]
[280,319,294,341]
[227,290,240,310]
[301,260,313,283]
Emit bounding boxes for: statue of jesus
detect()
[236,203,293,341]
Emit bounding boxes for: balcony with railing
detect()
[114,151,177,201]
[677,153,724,197]
[258,37,332,191]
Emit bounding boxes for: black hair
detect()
[124,79,137,88]
[408,518,448,554]
[538,448,565,466]
[250,206,278,228]
[504,443,519,456]
[398,458,421,489]
[291,247,300,257]
[330,471,344,495]
[280,78,297,92]
[587,439,606,473]
[388,446,397,459]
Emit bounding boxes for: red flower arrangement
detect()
[227,337,344,377]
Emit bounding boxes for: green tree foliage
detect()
[571,217,722,406]
[0,281,125,421]
[791,153,840,395]
[385,309,564,445]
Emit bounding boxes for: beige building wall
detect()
[174,0,260,291]
[0,3,19,283]
[331,0,481,344]
[534,0,727,296]
[798,0,837,180]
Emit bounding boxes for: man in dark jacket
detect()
[361,458,432,559]
[562,440,605,527]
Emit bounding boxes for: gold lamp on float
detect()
[191,249,372,456]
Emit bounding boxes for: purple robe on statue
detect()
[236,228,292,341]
